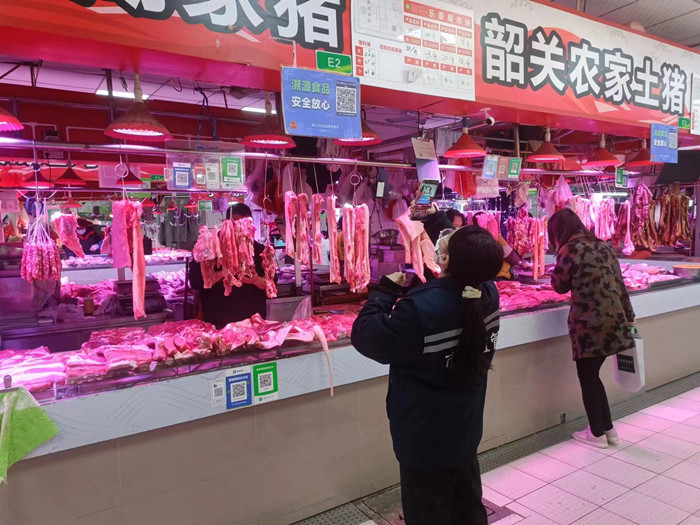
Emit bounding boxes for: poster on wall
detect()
[281,67,361,139]
[352,0,475,101]
[650,124,678,164]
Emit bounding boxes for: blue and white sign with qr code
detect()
[281,67,362,140]
[226,372,252,410]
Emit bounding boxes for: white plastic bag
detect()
[614,328,645,393]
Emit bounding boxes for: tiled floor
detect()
[296,385,700,525]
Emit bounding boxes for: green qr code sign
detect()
[253,362,278,398]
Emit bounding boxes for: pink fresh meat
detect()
[193,225,217,262]
[342,205,356,286]
[285,323,316,343]
[81,327,147,350]
[395,210,428,282]
[148,319,216,360]
[98,344,153,371]
[312,194,324,265]
[262,243,277,299]
[0,347,51,366]
[326,195,341,284]
[297,192,311,265]
[101,226,112,256]
[217,324,260,354]
[111,200,131,269]
[234,218,256,279]
[219,220,241,295]
[255,325,293,349]
[64,353,109,380]
[353,204,371,292]
[284,191,298,259]
[148,319,215,336]
[128,202,146,320]
[420,231,441,278]
[54,214,85,258]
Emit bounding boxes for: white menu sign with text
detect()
[352,0,475,101]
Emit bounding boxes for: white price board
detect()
[352,0,475,101]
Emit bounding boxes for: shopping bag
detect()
[614,328,645,393]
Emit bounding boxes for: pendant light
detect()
[444,118,486,158]
[105,74,172,142]
[583,135,622,169]
[333,110,382,147]
[0,106,23,132]
[561,157,583,171]
[526,128,565,163]
[118,169,143,186]
[141,198,156,208]
[242,94,295,149]
[55,165,86,187]
[23,166,53,189]
[167,201,177,211]
[626,139,663,168]
[184,198,198,210]
[62,196,83,209]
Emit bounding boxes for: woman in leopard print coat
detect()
[549,209,635,449]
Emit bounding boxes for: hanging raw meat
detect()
[326,195,341,284]
[128,202,146,320]
[506,207,533,255]
[101,226,112,256]
[631,184,659,251]
[342,205,355,286]
[297,192,311,265]
[657,192,692,246]
[395,210,439,284]
[54,214,85,258]
[111,200,132,269]
[219,219,241,295]
[193,225,219,289]
[312,194,324,265]
[262,243,277,299]
[571,196,594,230]
[284,191,297,259]
[593,198,616,241]
[354,204,370,291]
[234,217,256,279]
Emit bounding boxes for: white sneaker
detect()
[573,427,608,449]
[605,427,620,445]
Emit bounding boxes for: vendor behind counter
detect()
[64,218,102,258]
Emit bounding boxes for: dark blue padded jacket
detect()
[351,276,500,472]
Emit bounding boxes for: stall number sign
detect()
[316,51,352,75]
[212,363,279,409]
[650,124,678,163]
[281,67,361,139]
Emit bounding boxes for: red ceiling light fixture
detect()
[55,165,87,187]
[141,198,156,208]
[0,106,23,132]
[242,94,296,149]
[333,110,382,147]
[23,166,53,189]
[105,74,172,142]
[62,196,83,209]
[626,139,663,168]
[443,118,486,158]
[526,127,565,163]
[583,135,623,169]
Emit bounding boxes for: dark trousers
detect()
[576,355,613,437]
[400,456,487,525]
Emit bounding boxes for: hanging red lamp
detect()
[141,198,156,208]
[0,106,23,132]
[184,198,198,210]
[625,139,663,168]
[561,157,583,171]
[55,165,87,187]
[443,118,486,158]
[166,201,177,211]
[105,74,172,142]
[62,197,83,209]
[23,169,53,189]
[333,110,382,147]
[526,128,565,163]
[583,135,623,169]
[119,169,144,186]
[242,95,296,149]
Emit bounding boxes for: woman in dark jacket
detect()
[352,226,504,525]
[549,209,636,449]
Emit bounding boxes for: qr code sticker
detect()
[213,385,224,398]
[227,163,238,177]
[669,130,678,150]
[230,381,247,402]
[175,170,188,185]
[336,82,358,116]
[258,372,274,393]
